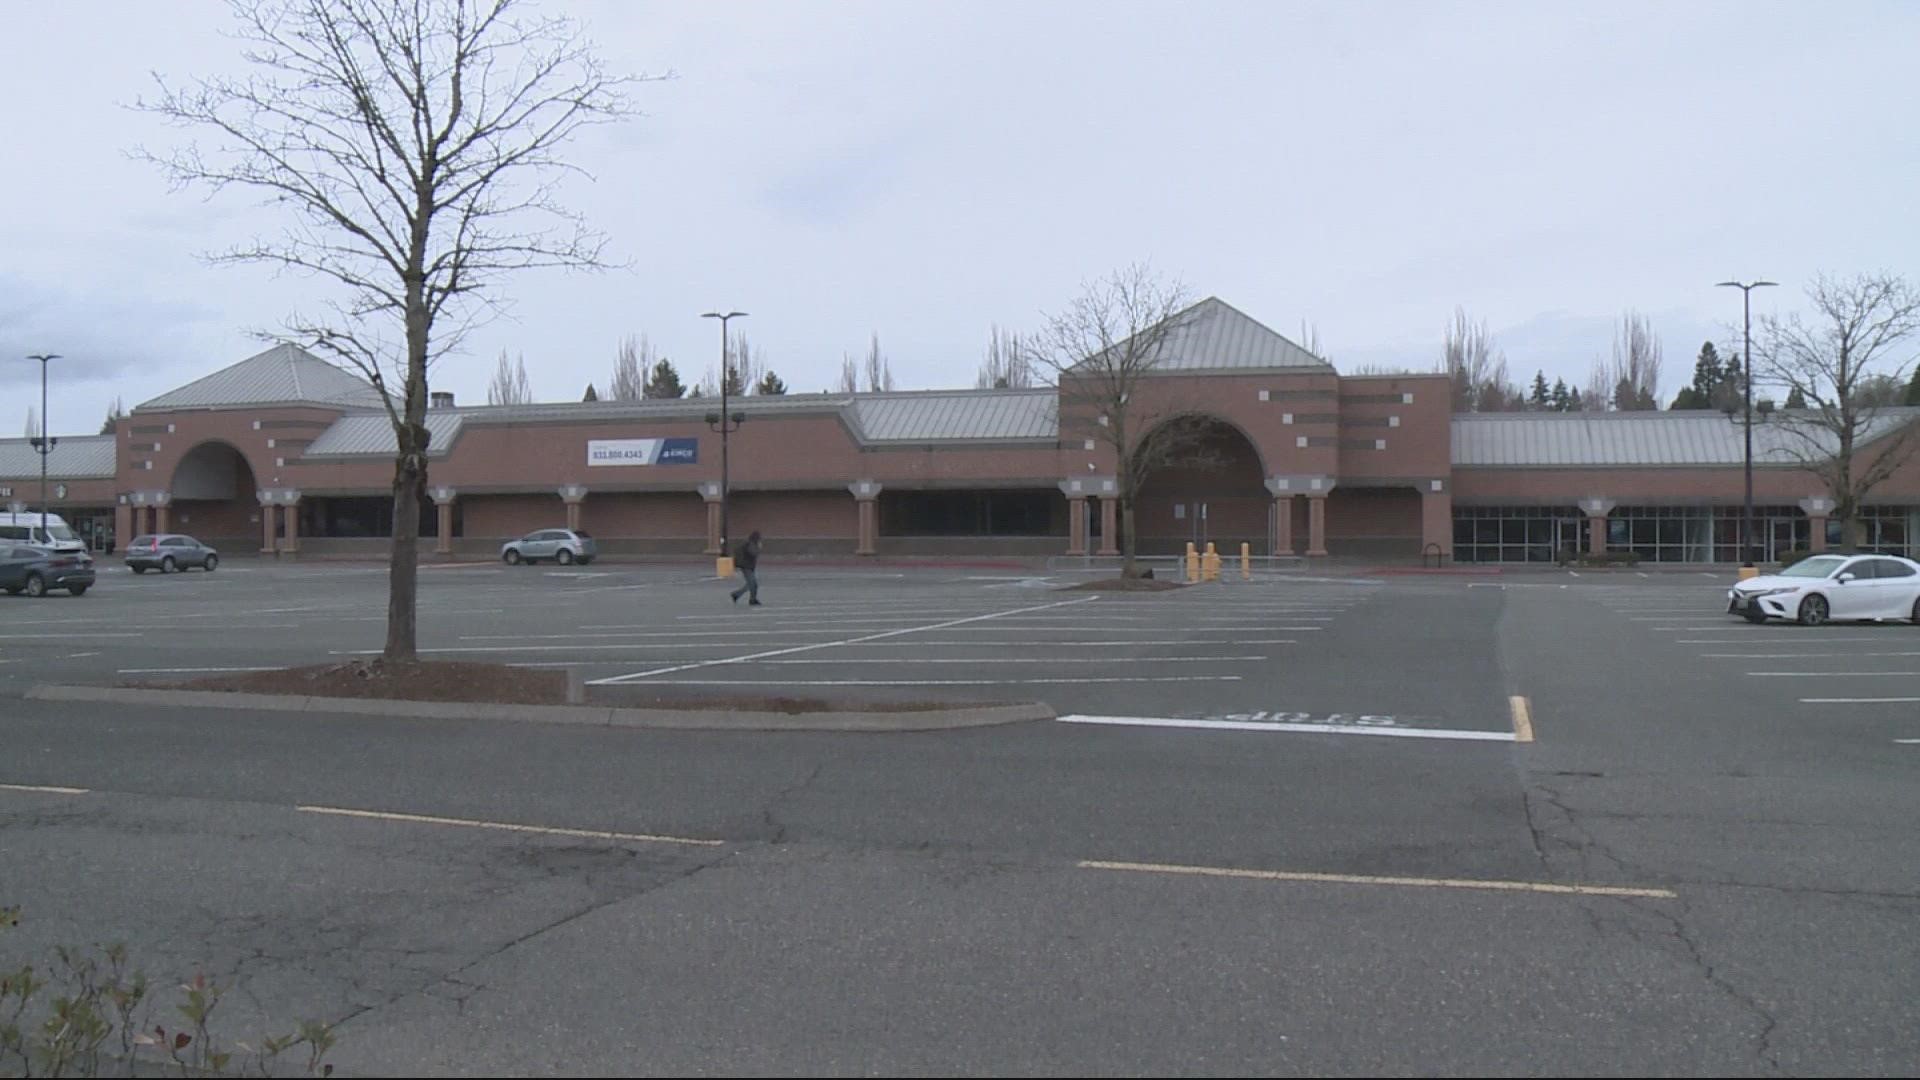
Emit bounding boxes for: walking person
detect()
[730,530,763,606]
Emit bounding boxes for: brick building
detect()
[5,298,1917,562]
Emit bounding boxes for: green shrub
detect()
[1573,551,1641,568]
[0,906,335,1077]
[1778,548,1813,568]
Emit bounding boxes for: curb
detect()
[24,685,1054,733]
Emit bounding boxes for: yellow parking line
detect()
[296,805,724,847]
[1079,859,1674,899]
[1509,695,1535,743]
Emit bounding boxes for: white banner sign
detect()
[587,438,699,467]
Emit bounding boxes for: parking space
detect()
[0,557,1532,742]
[1585,578,1920,744]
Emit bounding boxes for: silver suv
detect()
[500,528,596,566]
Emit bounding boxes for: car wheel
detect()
[503,549,522,565]
[1912,597,1920,626]
[161,556,176,574]
[203,554,219,572]
[23,574,46,598]
[131,565,147,574]
[557,548,575,566]
[1797,594,1829,627]
[68,584,89,596]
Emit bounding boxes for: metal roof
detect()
[849,390,1056,442]
[303,412,466,458]
[1452,409,1920,467]
[137,344,385,412]
[0,435,117,480]
[1083,297,1333,374]
[459,392,852,425]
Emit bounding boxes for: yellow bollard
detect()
[716,555,735,579]
[1185,542,1200,583]
[1738,565,1759,580]
[1240,542,1251,580]
[1203,542,1220,582]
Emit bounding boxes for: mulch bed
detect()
[1060,577,1186,592]
[160,659,569,705]
[137,659,966,713]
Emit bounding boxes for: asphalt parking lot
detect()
[6,559,1920,1075]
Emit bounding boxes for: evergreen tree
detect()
[1907,366,1920,406]
[722,363,746,398]
[1784,386,1808,409]
[582,383,599,402]
[1567,386,1585,411]
[99,396,126,434]
[1529,370,1550,409]
[1549,377,1570,412]
[754,370,788,395]
[642,358,685,399]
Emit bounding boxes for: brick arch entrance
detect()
[1132,416,1270,556]
[168,440,261,551]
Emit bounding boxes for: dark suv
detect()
[2,545,96,597]
[125,534,220,573]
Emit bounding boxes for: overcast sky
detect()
[4,0,1916,436]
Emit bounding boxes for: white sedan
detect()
[1727,553,1920,626]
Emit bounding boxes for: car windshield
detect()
[45,525,76,541]
[1779,555,1849,579]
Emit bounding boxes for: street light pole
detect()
[701,311,748,555]
[1716,280,1776,569]
[26,353,61,544]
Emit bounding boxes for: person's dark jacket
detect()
[735,538,760,571]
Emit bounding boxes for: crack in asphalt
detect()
[761,761,825,845]
[1625,894,1786,1076]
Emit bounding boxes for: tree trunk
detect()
[385,432,424,661]
[1120,501,1138,578]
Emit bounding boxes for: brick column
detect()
[1098,497,1119,556]
[1800,497,1834,554]
[257,491,277,553]
[1306,494,1329,557]
[1419,481,1451,560]
[1579,498,1614,556]
[115,502,133,553]
[429,487,457,555]
[848,481,881,555]
[282,499,300,554]
[699,482,722,554]
[155,499,171,535]
[1066,496,1087,555]
[1273,496,1294,555]
[557,485,587,535]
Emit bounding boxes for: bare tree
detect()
[486,350,533,404]
[1298,319,1330,363]
[728,332,764,395]
[1442,308,1512,411]
[838,353,859,394]
[24,407,37,440]
[100,397,127,435]
[1026,263,1198,579]
[1604,311,1662,410]
[863,333,895,392]
[1757,272,1920,550]
[610,335,651,400]
[976,324,1033,389]
[135,0,647,659]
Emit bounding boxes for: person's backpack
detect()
[734,540,750,564]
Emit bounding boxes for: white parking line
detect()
[628,675,1245,686]
[1702,651,1920,659]
[1057,715,1515,742]
[119,666,288,674]
[589,596,1100,686]
[1678,636,1892,644]
[1802,697,1920,704]
[1748,671,1920,677]
[750,655,1267,665]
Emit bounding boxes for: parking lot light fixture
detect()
[700,311,748,556]
[1716,280,1776,571]
[26,353,61,543]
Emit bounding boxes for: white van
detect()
[0,512,88,555]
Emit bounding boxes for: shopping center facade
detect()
[5,298,1918,562]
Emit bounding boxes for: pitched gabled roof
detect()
[1082,296,1333,374]
[301,412,466,459]
[849,390,1056,442]
[1451,408,1920,467]
[0,435,117,480]
[137,344,385,412]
